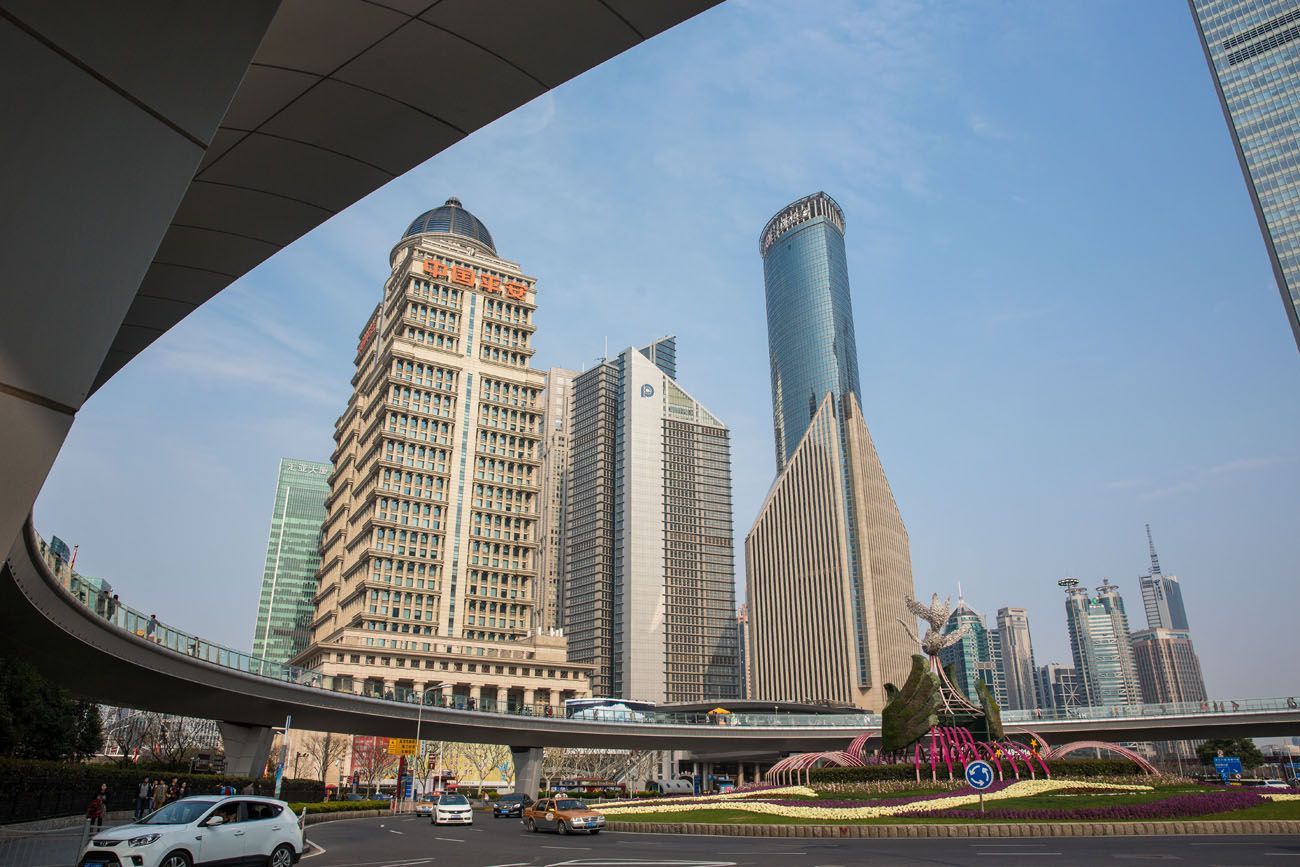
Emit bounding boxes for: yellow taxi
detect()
[521,797,606,835]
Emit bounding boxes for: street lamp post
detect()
[416,682,445,797]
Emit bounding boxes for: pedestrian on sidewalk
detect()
[135,776,152,818]
[86,791,106,831]
[151,779,168,812]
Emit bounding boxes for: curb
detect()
[607,820,1300,838]
[304,809,386,826]
[0,811,134,833]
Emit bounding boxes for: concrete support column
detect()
[218,721,275,779]
[469,684,482,709]
[737,763,745,787]
[510,746,542,797]
[523,688,536,711]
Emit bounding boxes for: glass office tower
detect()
[760,192,861,470]
[1190,0,1300,350]
[252,458,331,665]
[746,193,915,711]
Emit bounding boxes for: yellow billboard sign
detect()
[387,738,418,756]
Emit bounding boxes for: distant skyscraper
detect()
[1060,578,1142,708]
[997,606,1038,712]
[746,193,916,711]
[938,598,1007,707]
[1190,0,1300,350]
[565,339,739,703]
[1138,525,1190,631]
[1036,662,1081,712]
[536,367,577,632]
[1131,628,1208,706]
[252,458,331,665]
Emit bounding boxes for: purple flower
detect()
[769,780,1020,809]
[912,790,1263,820]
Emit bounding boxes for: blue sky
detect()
[36,0,1300,700]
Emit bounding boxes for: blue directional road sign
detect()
[965,760,995,791]
[1214,756,1243,783]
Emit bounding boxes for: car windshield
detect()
[498,794,525,802]
[439,794,468,805]
[141,800,218,825]
[555,799,586,811]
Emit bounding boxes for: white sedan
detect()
[431,793,473,825]
[79,795,302,867]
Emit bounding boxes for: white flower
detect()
[594,780,1152,819]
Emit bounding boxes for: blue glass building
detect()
[759,192,860,471]
[1190,0,1300,350]
[746,192,914,709]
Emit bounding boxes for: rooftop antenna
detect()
[603,335,608,361]
[957,580,964,602]
[1057,577,1080,593]
[1145,523,1162,576]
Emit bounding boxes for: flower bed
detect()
[914,789,1263,820]
[595,779,1150,821]
[610,786,816,810]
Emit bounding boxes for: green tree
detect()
[0,655,102,760]
[1196,738,1264,770]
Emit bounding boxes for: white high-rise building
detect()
[565,339,739,703]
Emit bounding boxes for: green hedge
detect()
[0,757,324,824]
[288,800,387,815]
[808,765,918,784]
[807,757,1142,786]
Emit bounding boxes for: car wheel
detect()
[590,829,601,835]
[269,843,295,867]
[160,852,192,867]
[558,820,569,835]
[524,818,536,832]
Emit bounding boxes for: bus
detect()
[564,697,656,722]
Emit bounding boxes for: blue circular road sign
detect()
[965,760,995,791]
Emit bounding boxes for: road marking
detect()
[301,841,327,859]
[380,862,431,867]
[977,853,1060,857]
[543,845,592,849]
[970,843,1048,847]
[388,829,403,834]
[434,836,463,842]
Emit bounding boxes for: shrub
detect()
[1049,758,1146,778]
[0,756,323,823]
[288,800,387,815]
[807,764,919,784]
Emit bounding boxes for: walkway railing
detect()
[36,533,1300,730]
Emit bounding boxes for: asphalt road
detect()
[304,814,1300,866]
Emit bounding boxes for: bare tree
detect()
[145,714,206,766]
[102,708,153,766]
[300,732,350,784]
[456,743,510,792]
[351,736,398,795]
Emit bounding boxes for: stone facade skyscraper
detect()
[293,198,590,712]
[1190,0,1300,350]
[746,192,916,711]
[564,339,739,703]
[252,458,331,665]
[536,367,577,633]
[996,606,1038,712]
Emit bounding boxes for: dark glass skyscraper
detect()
[760,192,861,470]
[1190,0,1300,350]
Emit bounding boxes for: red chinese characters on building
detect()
[421,258,529,300]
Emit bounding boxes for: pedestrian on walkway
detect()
[135,776,152,818]
[146,614,158,642]
[86,793,105,830]
[151,779,168,812]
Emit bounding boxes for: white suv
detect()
[78,795,303,867]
